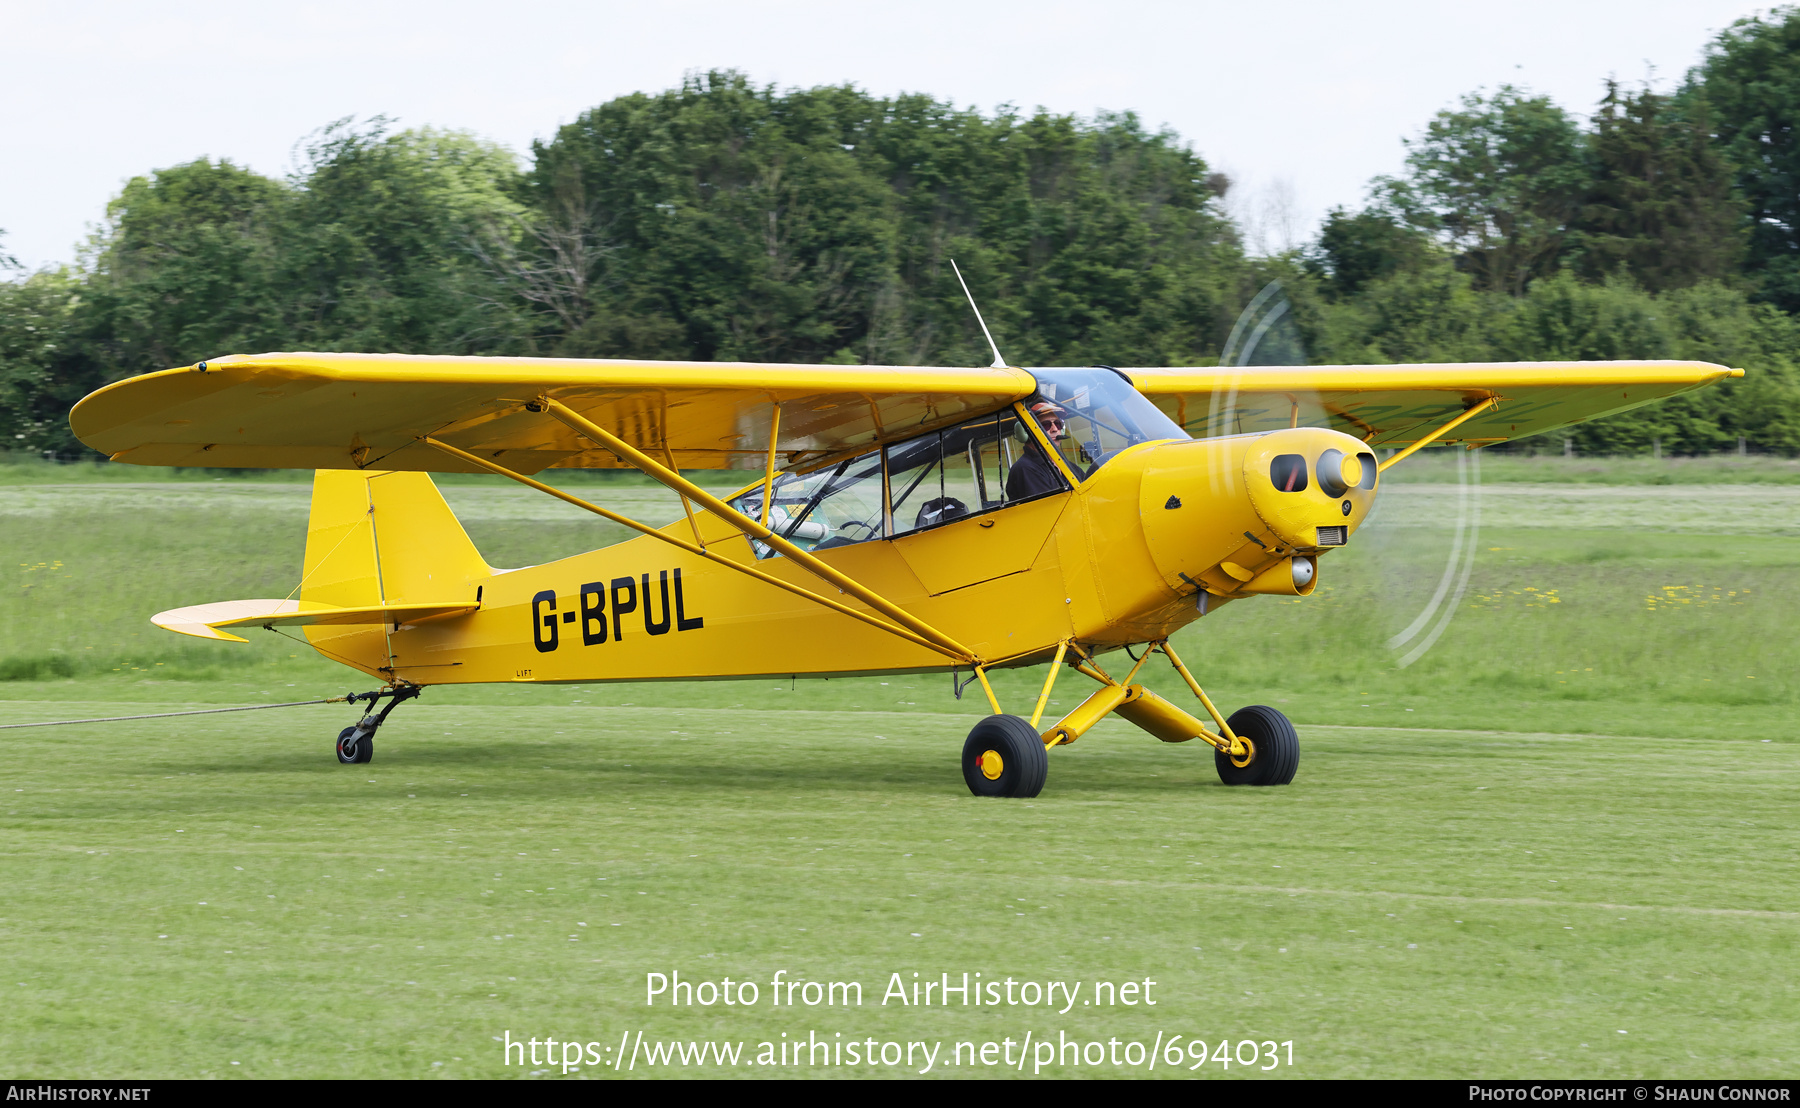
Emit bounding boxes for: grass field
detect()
[1,452,1795,1078]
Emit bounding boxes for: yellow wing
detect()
[71,353,1743,475]
[1124,361,1742,446]
[71,352,1037,474]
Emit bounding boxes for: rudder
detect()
[301,470,490,672]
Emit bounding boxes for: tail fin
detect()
[301,470,490,670]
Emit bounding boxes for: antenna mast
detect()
[951,260,1008,369]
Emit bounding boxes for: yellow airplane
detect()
[70,348,1739,796]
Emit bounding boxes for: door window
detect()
[888,409,1061,537]
[728,406,1065,557]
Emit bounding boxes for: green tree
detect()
[4,123,539,455]
[0,268,85,454]
[1385,87,1589,295]
[277,119,533,354]
[983,108,1244,366]
[522,72,1246,367]
[522,76,901,363]
[79,157,289,380]
[70,122,533,372]
[1572,81,1746,291]
[1689,6,1800,311]
[1309,251,1500,365]
[1302,205,1436,299]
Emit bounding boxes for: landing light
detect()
[1238,556,1319,596]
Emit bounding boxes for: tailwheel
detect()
[333,685,420,764]
[961,714,1048,798]
[1215,705,1299,786]
[336,725,373,764]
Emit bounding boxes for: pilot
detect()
[1006,401,1072,498]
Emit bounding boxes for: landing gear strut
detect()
[961,639,1301,796]
[335,685,421,764]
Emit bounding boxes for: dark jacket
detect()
[1005,449,1066,500]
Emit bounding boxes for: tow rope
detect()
[0,697,349,730]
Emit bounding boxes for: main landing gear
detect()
[1214,704,1300,786]
[961,715,1050,798]
[959,641,1299,797]
[335,685,421,764]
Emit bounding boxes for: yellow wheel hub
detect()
[1229,736,1257,769]
[978,749,1005,780]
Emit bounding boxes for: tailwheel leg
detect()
[335,685,421,765]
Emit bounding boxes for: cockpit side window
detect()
[1026,367,1188,480]
[733,450,885,559]
[887,408,1063,537]
[730,407,1066,558]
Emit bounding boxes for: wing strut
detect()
[1377,397,1502,472]
[421,437,965,662]
[533,395,983,666]
[759,403,781,527]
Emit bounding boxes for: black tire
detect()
[961,714,1049,798]
[336,725,373,765]
[1214,705,1298,786]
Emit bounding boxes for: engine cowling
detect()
[1138,427,1379,601]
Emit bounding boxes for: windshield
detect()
[1025,368,1187,480]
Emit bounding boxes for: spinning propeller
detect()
[1210,281,1482,667]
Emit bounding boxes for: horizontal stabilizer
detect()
[151,599,479,643]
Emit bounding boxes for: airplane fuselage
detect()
[303,426,1377,685]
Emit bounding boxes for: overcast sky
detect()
[2,0,1777,270]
